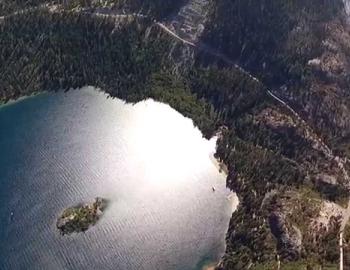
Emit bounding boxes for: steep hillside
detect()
[203,0,350,144]
[199,1,350,269]
[0,0,184,19]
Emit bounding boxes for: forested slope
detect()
[201,1,350,269]
[0,0,184,19]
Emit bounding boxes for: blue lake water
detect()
[0,86,237,270]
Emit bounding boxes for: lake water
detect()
[0,86,237,270]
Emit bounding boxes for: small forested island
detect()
[56,197,108,235]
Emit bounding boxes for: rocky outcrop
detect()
[344,0,350,16]
[269,211,302,260]
[167,0,210,43]
[300,17,350,142]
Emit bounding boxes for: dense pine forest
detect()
[203,0,343,86]
[0,10,219,136]
[1,1,350,269]
[0,0,184,18]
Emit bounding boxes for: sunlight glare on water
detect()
[126,99,218,187]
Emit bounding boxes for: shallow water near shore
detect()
[0,86,237,270]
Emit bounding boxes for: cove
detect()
[0,86,237,270]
